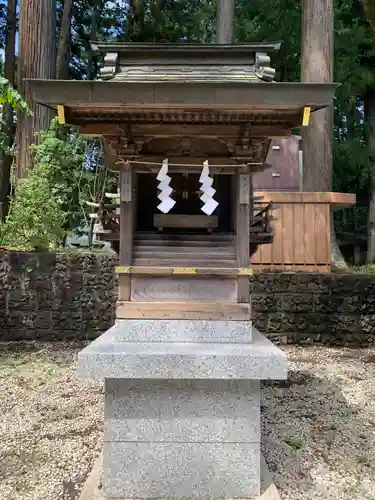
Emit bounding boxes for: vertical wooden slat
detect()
[270,203,283,264]
[314,203,329,264]
[304,202,316,263]
[118,274,131,300]
[132,172,138,230]
[251,245,262,264]
[326,204,332,265]
[119,166,133,301]
[293,202,305,264]
[236,172,250,303]
[283,203,295,264]
[260,243,272,264]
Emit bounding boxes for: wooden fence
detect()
[251,192,356,272]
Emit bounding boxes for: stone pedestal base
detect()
[104,379,260,498]
[77,321,287,499]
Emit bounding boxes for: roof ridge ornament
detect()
[100,52,118,80]
[255,52,276,82]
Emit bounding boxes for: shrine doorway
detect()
[136,172,233,234]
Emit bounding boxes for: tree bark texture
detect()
[361,0,375,45]
[15,0,56,178]
[216,0,236,43]
[56,0,73,80]
[0,0,17,220]
[301,0,333,192]
[300,0,346,267]
[87,0,100,80]
[366,88,375,262]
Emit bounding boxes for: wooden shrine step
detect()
[133,232,237,268]
[117,301,251,320]
[132,258,238,267]
[134,250,236,260]
[134,245,236,254]
[134,232,235,242]
[134,239,236,248]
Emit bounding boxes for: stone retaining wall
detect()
[0,252,117,341]
[0,251,374,345]
[251,273,375,346]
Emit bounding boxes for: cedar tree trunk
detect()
[15,0,56,178]
[56,0,73,80]
[0,0,17,220]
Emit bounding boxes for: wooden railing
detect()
[251,192,356,272]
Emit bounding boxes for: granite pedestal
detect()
[77,320,287,499]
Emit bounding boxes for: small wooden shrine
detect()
[28,42,337,321]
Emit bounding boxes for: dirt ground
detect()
[0,342,374,500]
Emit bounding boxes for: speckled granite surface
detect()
[77,320,287,498]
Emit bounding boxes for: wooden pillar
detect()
[118,165,133,301]
[236,172,250,303]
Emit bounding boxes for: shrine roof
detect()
[26,79,337,123]
[26,42,338,134]
[90,42,282,82]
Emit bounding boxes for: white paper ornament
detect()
[157,159,176,213]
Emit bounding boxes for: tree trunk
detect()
[301,0,346,267]
[0,0,17,220]
[366,88,375,263]
[15,0,56,178]
[87,0,100,80]
[216,0,236,43]
[301,0,333,191]
[361,0,375,45]
[56,0,73,80]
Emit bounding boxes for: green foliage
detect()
[354,263,375,274]
[1,118,114,251]
[0,161,66,252]
[0,77,29,113]
[333,138,372,206]
[0,77,29,155]
[30,119,88,233]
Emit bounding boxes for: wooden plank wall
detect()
[251,192,332,271]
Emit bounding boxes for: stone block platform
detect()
[77,320,287,499]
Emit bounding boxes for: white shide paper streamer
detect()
[199,161,219,215]
[157,158,176,213]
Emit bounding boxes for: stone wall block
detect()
[251,294,281,312]
[280,293,314,313]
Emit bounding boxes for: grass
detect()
[284,437,306,450]
[356,455,372,467]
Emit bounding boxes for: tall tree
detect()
[86,0,102,80]
[361,0,375,43]
[300,0,346,266]
[359,0,375,261]
[216,0,236,43]
[301,0,333,192]
[56,0,74,79]
[0,0,17,220]
[15,0,56,178]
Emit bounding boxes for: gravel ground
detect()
[0,342,374,500]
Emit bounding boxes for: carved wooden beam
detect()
[79,123,293,138]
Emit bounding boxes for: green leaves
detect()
[0,77,29,114]
[1,118,115,251]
